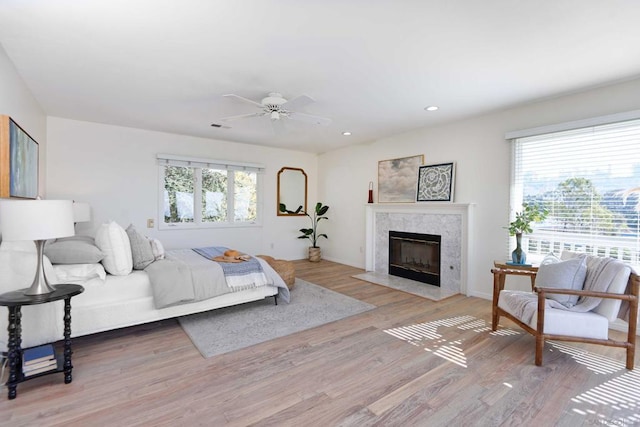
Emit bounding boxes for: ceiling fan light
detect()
[270,111,280,120]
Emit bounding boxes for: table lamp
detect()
[0,200,75,296]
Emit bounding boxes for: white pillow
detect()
[53,263,107,284]
[536,255,587,308]
[148,237,165,260]
[95,221,133,276]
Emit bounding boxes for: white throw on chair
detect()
[492,252,640,369]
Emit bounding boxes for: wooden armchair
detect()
[491,259,640,369]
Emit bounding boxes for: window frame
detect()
[508,114,640,265]
[157,154,264,230]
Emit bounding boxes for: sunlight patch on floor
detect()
[383,315,479,368]
[384,315,640,423]
[549,341,625,375]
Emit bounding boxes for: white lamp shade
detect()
[0,199,75,241]
[72,202,91,222]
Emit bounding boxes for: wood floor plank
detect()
[1,259,638,426]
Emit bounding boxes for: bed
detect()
[0,223,289,348]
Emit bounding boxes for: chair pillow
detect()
[125,224,155,270]
[44,236,104,264]
[95,221,133,276]
[536,255,587,308]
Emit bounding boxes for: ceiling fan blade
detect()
[287,111,331,126]
[223,94,264,108]
[218,112,263,122]
[271,117,286,135]
[281,94,315,111]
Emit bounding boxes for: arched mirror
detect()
[277,167,307,216]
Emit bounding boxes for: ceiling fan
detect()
[215,92,331,132]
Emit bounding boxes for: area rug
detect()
[178,279,376,358]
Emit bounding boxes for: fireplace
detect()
[388,231,441,286]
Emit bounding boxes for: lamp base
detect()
[23,240,56,296]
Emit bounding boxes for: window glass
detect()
[202,168,228,222]
[160,160,261,228]
[163,166,194,223]
[234,171,257,222]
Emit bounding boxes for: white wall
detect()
[319,77,640,299]
[46,117,318,259]
[0,44,47,195]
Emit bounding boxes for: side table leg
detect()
[63,297,73,384]
[7,306,22,399]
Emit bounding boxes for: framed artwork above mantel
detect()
[377,154,424,203]
[0,115,39,199]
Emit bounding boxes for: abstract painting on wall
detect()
[8,118,39,199]
[378,155,424,203]
[417,162,455,202]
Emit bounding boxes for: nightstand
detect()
[0,284,84,399]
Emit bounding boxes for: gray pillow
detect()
[44,237,105,264]
[125,224,155,270]
[536,255,587,308]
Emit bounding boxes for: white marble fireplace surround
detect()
[365,203,474,296]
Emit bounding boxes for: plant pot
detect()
[308,247,322,262]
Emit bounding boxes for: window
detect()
[158,154,263,229]
[510,117,640,264]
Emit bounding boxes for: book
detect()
[23,363,58,377]
[23,358,58,372]
[22,344,55,366]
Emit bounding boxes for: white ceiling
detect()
[1,1,640,154]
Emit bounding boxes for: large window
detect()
[158,154,263,229]
[510,117,640,264]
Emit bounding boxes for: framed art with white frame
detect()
[416,162,455,202]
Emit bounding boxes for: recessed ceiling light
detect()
[424,106,439,111]
[342,131,352,136]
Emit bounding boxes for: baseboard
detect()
[468,290,492,301]
[321,255,363,269]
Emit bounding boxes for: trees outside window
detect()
[161,162,260,228]
[512,119,640,263]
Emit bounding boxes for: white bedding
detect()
[0,253,284,348]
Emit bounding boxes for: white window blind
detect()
[511,119,640,264]
[156,153,265,173]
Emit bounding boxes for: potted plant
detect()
[507,202,548,264]
[279,202,329,262]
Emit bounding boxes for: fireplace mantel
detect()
[365,203,474,295]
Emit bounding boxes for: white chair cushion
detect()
[531,307,609,340]
[498,290,609,340]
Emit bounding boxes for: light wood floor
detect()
[1,260,639,426]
